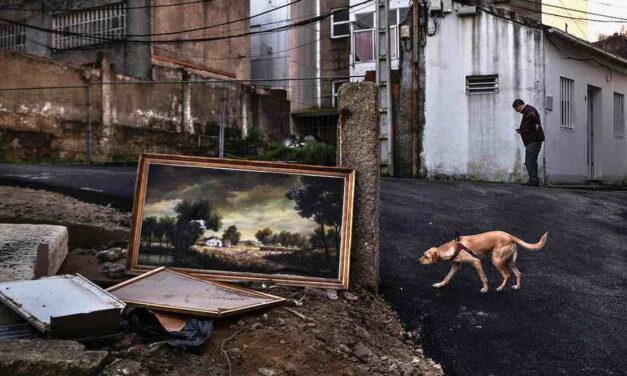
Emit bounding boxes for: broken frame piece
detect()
[0,274,125,339]
[107,267,285,318]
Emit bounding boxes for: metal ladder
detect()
[376,0,393,176]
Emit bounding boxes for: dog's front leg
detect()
[433,263,460,288]
[470,259,489,293]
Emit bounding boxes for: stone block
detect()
[0,339,108,376]
[336,82,380,291]
[0,224,68,282]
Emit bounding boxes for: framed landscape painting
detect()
[127,154,355,289]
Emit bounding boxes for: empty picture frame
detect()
[127,154,355,289]
[107,268,285,318]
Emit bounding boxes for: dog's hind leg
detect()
[432,263,460,288]
[494,260,511,292]
[509,261,522,290]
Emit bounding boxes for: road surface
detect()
[1,164,625,375]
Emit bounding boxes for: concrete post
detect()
[336,82,380,292]
[100,55,113,157]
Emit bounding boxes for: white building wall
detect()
[544,40,627,185]
[349,0,408,79]
[423,7,544,182]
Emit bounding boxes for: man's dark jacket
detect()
[519,105,545,146]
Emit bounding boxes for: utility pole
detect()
[376,0,393,176]
[219,84,226,158]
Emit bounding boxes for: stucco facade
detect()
[418,3,626,185]
[422,5,544,182]
[0,0,250,80]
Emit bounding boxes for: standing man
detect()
[513,99,545,186]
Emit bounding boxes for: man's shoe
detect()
[524,182,540,187]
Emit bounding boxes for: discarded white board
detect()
[0,275,125,339]
[107,267,285,318]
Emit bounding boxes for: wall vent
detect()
[466,75,499,94]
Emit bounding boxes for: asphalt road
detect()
[379,178,626,376]
[1,164,625,375]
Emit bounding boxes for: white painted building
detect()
[419,3,626,185]
[250,0,291,88]
[348,0,410,79]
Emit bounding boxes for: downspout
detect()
[316,0,321,108]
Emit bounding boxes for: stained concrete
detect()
[0,224,68,282]
[337,82,380,291]
[0,339,108,376]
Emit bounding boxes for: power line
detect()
[506,3,627,23]
[0,0,211,12]
[515,0,627,21]
[115,0,304,38]
[0,0,372,46]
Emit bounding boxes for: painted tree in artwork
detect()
[255,227,274,245]
[286,177,343,267]
[222,225,241,246]
[141,216,158,247]
[169,200,222,253]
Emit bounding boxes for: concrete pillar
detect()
[100,55,113,156]
[336,82,380,292]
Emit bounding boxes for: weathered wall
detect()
[289,0,319,112]
[151,0,250,80]
[4,0,152,79]
[250,0,290,87]
[319,0,350,109]
[544,33,627,185]
[422,6,545,182]
[0,51,289,162]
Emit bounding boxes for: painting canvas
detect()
[128,154,355,289]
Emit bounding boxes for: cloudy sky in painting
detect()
[142,164,343,241]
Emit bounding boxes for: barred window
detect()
[614,92,625,138]
[0,23,26,51]
[52,3,126,50]
[560,77,574,129]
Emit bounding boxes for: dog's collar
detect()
[451,232,478,260]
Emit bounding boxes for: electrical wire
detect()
[0,0,372,46]
[0,0,211,12]
[514,0,627,21]
[505,3,627,23]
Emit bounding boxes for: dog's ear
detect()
[430,248,440,264]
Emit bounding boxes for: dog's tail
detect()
[510,232,548,251]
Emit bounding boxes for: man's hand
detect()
[515,128,521,134]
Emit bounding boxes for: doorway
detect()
[586,86,601,181]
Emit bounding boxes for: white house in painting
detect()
[204,237,223,248]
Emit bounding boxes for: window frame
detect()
[0,23,26,51]
[465,74,499,95]
[352,12,375,63]
[330,8,350,39]
[614,92,625,138]
[332,80,349,107]
[51,2,126,50]
[560,77,575,129]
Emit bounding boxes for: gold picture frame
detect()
[127,153,355,289]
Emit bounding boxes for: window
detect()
[352,8,408,62]
[331,8,350,38]
[560,77,574,129]
[353,12,374,62]
[332,80,348,107]
[389,7,409,59]
[466,75,499,94]
[52,3,126,50]
[0,23,26,51]
[614,93,625,137]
